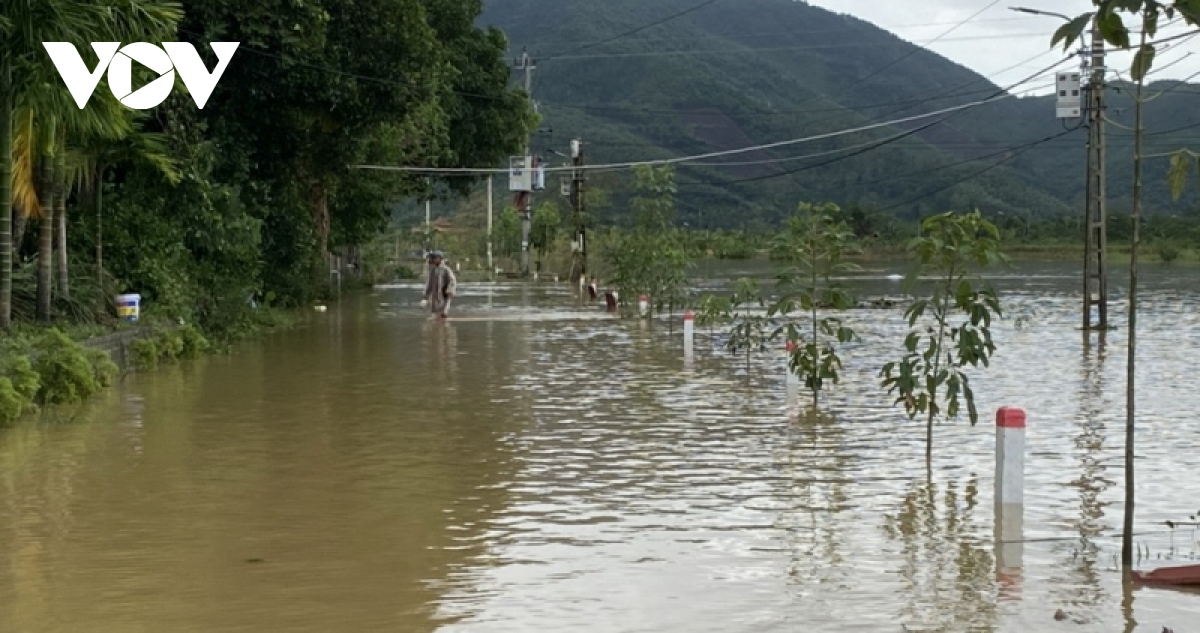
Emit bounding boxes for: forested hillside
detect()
[476,0,1200,228]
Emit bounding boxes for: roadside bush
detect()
[178,324,211,359]
[32,329,102,405]
[1158,241,1181,263]
[0,356,42,424]
[85,349,119,388]
[154,329,186,362]
[130,339,159,370]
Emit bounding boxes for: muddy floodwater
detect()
[3,260,1200,632]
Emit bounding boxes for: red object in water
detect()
[1132,564,1200,586]
[996,406,1026,429]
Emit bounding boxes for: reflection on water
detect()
[1049,333,1114,626]
[1,262,1200,632]
[883,476,997,631]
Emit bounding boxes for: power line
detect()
[871,130,1079,214]
[539,80,1056,117]
[811,0,1002,96]
[676,129,1079,194]
[546,31,1052,61]
[351,90,1033,176]
[178,27,518,103]
[667,56,1074,186]
[513,15,1048,50]
[543,0,726,60]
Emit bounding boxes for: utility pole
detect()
[1013,6,1108,331]
[570,139,587,284]
[516,47,536,277]
[1082,22,1109,331]
[424,177,432,254]
[487,175,494,275]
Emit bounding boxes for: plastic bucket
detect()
[116,293,141,323]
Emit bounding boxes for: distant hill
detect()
[475,0,1200,229]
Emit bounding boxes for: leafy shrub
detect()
[1158,242,1181,263]
[85,349,120,388]
[0,379,28,424]
[130,339,159,370]
[154,329,185,361]
[178,324,211,359]
[2,355,41,403]
[32,329,102,405]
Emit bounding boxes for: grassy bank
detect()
[0,305,301,426]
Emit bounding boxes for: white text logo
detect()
[42,42,240,110]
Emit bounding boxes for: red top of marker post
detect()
[785,340,797,352]
[996,407,1026,429]
[683,311,694,321]
[639,294,648,301]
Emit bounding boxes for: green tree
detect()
[530,202,561,270]
[771,202,860,411]
[880,211,1007,467]
[0,0,179,328]
[724,279,773,371]
[181,0,534,295]
[604,165,690,316]
[494,206,522,259]
[1052,0,1200,571]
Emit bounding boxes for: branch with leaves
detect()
[724,279,775,371]
[880,211,1007,465]
[770,202,861,411]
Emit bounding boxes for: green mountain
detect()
[477,0,1200,229]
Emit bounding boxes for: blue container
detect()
[116,293,141,323]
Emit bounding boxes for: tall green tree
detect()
[605,165,690,316]
[530,202,561,270]
[0,0,179,325]
[1052,0,1200,570]
[880,211,1007,467]
[181,0,534,291]
[772,202,860,412]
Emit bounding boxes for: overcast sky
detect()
[805,0,1200,95]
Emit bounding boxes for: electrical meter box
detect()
[1056,72,1082,119]
[509,156,531,192]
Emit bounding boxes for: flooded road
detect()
[2,261,1200,632]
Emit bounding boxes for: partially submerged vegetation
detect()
[0,328,118,424]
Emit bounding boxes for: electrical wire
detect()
[668,57,1074,187]
[790,0,1002,106]
[542,0,726,60]
[351,90,1034,176]
[675,84,1056,169]
[515,15,1047,51]
[546,31,1051,60]
[870,129,1078,214]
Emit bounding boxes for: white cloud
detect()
[805,0,1200,94]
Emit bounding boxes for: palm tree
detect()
[0,0,181,327]
[66,114,178,289]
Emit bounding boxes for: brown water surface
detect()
[2,261,1200,632]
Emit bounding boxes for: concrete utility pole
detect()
[486,175,494,276]
[1013,6,1108,330]
[516,48,536,277]
[570,139,587,284]
[1082,21,1109,331]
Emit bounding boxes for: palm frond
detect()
[11,106,41,219]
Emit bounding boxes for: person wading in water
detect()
[421,250,457,318]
